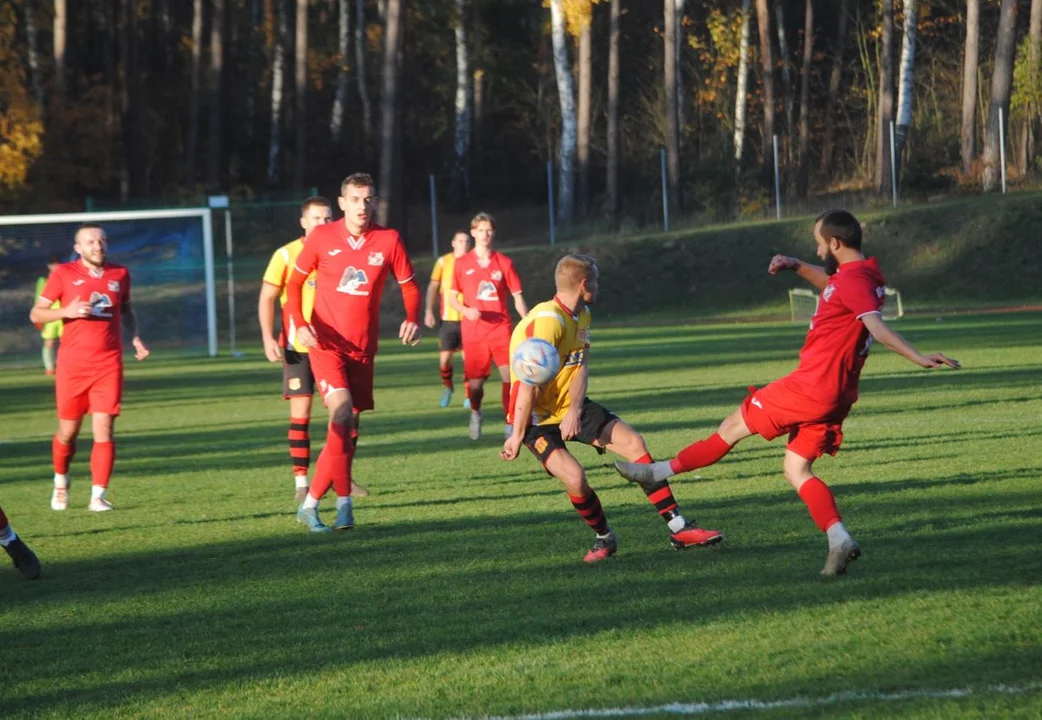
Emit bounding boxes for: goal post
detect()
[789,286,904,324]
[0,208,218,358]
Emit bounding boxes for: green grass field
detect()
[1,312,1041,718]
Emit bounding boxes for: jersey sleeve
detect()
[837,272,883,319]
[504,257,522,294]
[39,269,64,304]
[390,234,416,284]
[430,256,444,283]
[450,256,464,293]
[529,310,566,351]
[263,247,289,287]
[292,236,320,277]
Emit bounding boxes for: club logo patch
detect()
[822,285,836,303]
[288,378,302,391]
[534,437,549,454]
[336,267,370,296]
[491,270,503,281]
[476,281,498,301]
[108,281,120,292]
[368,251,384,266]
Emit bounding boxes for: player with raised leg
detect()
[285,174,423,533]
[614,210,960,576]
[424,230,472,408]
[0,504,41,580]
[501,254,722,562]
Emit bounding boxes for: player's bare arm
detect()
[860,313,960,369]
[258,282,284,362]
[447,290,480,322]
[560,352,590,441]
[424,279,440,329]
[502,383,535,461]
[123,302,150,361]
[513,292,528,320]
[767,254,830,291]
[29,294,90,324]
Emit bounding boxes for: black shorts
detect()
[438,320,463,352]
[282,349,316,398]
[523,399,619,465]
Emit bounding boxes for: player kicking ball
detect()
[614,210,960,576]
[0,504,41,580]
[501,254,722,562]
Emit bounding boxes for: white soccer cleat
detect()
[51,487,69,511]
[468,410,483,441]
[87,497,115,512]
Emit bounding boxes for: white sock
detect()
[54,473,69,489]
[302,494,320,510]
[826,522,851,549]
[0,525,15,546]
[294,475,309,489]
[667,515,688,533]
[91,485,106,500]
[335,496,352,511]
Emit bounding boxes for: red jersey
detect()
[39,262,131,365]
[290,221,417,358]
[451,250,522,341]
[788,257,887,407]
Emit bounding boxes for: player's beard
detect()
[824,249,839,276]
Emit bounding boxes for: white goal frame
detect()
[789,286,904,323]
[0,208,218,356]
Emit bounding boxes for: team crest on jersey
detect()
[491,270,503,281]
[476,281,499,301]
[288,378,301,391]
[368,251,384,266]
[822,285,836,303]
[108,280,120,292]
[88,291,114,318]
[307,279,317,289]
[534,437,549,454]
[577,328,590,344]
[876,285,886,298]
[336,266,370,296]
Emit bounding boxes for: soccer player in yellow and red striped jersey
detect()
[424,230,472,408]
[501,254,722,563]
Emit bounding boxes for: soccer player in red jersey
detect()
[448,213,528,441]
[284,173,423,533]
[614,210,960,576]
[29,224,150,512]
[0,504,41,580]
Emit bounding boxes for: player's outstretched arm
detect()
[767,254,830,291]
[861,313,960,369]
[258,283,283,362]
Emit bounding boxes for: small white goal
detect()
[789,287,904,324]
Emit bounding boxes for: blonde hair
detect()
[470,212,496,230]
[555,254,597,292]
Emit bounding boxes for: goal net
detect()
[0,209,217,363]
[789,287,904,324]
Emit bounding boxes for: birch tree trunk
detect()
[293,0,308,188]
[330,0,350,142]
[267,0,288,184]
[577,18,592,217]
[664,0,680,215]
[119,0,140,199]
[185,0,204,185]
[53,0,66,104]
[820,0,849,173]
[894,0,918,181]
[354,0,372,139]
[208,0,225,191]
[775,0,794,167]
[795,0,813,198]
[675,0,686,142]
[549,0,576,224]
[755,0,776,162]
[733,0,752,163]
[982,0,1018,192]
[960,0,980,175]
[453,0,471,202]
[24,1,44,110]
[606,0,620,224]
[876,0,895,196]
[1024,0,1041,171]
[377,0,403,226]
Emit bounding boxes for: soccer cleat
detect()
[439,387,454,408]
[350,482,369,498]
[296,506,333,533]
[504,423,513,439]
[462,397,471,410]
[584,531,618,563]
[88,497,114,512]
[294,486,308,504]
[669,523,724,550]
[3,538,42,580]
[613,460,663,491]
[468,410,483,441]
[821,538,862,577]
[51,487,69,511]
[333,502,355,532]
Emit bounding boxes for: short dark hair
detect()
[815,209,862,250]
[75,223,107,241]
[340,173,374,195]
[301,196,331,215]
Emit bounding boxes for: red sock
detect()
[634,452,653,464]
[470,382,484,411]
[440,363,454,390]
[323,422,354,498]
[669,432,733,474]
[90,441,115,488]
[501,382,510,422]
[569,490,609,535]
[289,417,310,477]
[52,436,76,474]
[463,380,471,401]
[797,477,841,532]
[0,505,8,531]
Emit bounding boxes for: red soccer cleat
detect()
[584,531,618,563]
[669,524,724,550]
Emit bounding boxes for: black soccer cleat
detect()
[4,538,42,580]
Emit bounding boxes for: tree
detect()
[577,10,592,217]
[119,0,141,199]
[959,0,980,175]
[894,0,918,181]
[1023,0,1041,171]
[208,0,226,191]
[755,0,776,163]
[606,0,620,223]
[876,0,895,197]
[775,0,794,164]
[185,0,204,185]
[330,0,351,143]
[549,0,576,224]
[23,1,44,111]
[377,0,403,226]
[354,0,372,140]
[53,0,66,105]
[268,0,288,184]
[795,0,813,198]
[293,0,308,189]
[664,0,680,216]
[453,0,471,203]
[0,3,44,189]
[982,0,1018,192]
[820,0,849,173]
[675,0,686,140]
[733,0,752,164]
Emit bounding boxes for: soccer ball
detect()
[512,337,561,386]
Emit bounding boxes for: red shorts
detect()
[463,325,511,380]
[740,378,851,461]
[56,363,123,419]
[308,347,375,413]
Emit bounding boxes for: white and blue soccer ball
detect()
[512,337,561,387]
